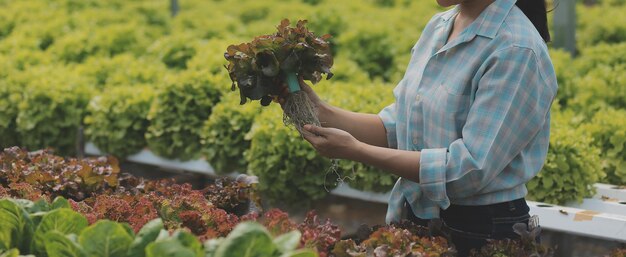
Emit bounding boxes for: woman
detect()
[297,0,557,255]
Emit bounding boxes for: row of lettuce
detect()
[2,147,565,257]
[0,0,625,206]
[2,147,626,257]
[0,197,320,257]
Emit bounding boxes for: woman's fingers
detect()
[303,124,327,137]
[302,128,325,146]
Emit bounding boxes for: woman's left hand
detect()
[302,124,363,160]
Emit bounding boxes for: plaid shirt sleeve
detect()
[378,103,399,149]
[419,46,556,208]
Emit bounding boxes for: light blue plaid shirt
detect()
[379,0,558,223]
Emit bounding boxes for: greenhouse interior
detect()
[0,0,625,256]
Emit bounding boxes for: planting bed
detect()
[1,147,583,257]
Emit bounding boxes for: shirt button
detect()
[412,137,419,145]
[415,94,421,102]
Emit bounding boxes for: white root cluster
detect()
[282,91,321,134]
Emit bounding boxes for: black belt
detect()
[441,198,530,221]
[406,198,530,224]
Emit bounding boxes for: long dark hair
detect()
[515,0,551,42]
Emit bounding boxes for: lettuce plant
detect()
[145,71,222,160]
[200,93,258,174]
[224,19,333,106]
[14,67,93,155]
[205,222,318,257]
[85,86,155,159]
[224,19,334,133]
[0,80,21,149]
[331,222,454,257]
[583,107,626,185]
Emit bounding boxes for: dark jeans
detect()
[407,198,533,257]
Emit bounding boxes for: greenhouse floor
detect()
[121,160,625,257]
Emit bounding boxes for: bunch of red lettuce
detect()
[224,19,333,106]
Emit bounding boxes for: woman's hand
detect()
[301,124,363,160]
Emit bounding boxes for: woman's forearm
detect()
[353,142,421,182]
[319,104,389,148]
[301,124,421,182]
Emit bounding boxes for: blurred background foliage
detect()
[0,0,624,205]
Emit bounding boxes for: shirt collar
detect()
[438,0,517,39]
[439,5,460,23]
[475,0,517,38]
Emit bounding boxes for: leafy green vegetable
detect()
[583,107,626,185]
[49,197,70,210]
[225,19,333,106]
[0,249,20,257]
[43,231,86,257]
[85,85,155,159]
[279,250,318,257]
[148,34,198,69]
[213,222,277,257]
[577,4,626,49]
[24,199,49,214]
[75,54,166,90]
[206,221,320,257]
[549,49,577,108]
[31,209,88,257]
[14,66,93,155]
[200,92,258,174]
[0,199,33,253]
[127,219,164,257]
[146,71,222,160]
[0,80,21,149]
[10,199,36,214]
[25,197,70,228]
[337,23,396,81]
[170,231,203,257]
[569,64,626,114]
[78,220,134,257]
[574,42,626,74]
[203,238,223,257]
[144,230,202,257]
[49,23,150,63]
[145,240,196,257]
[273,231,301,254]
